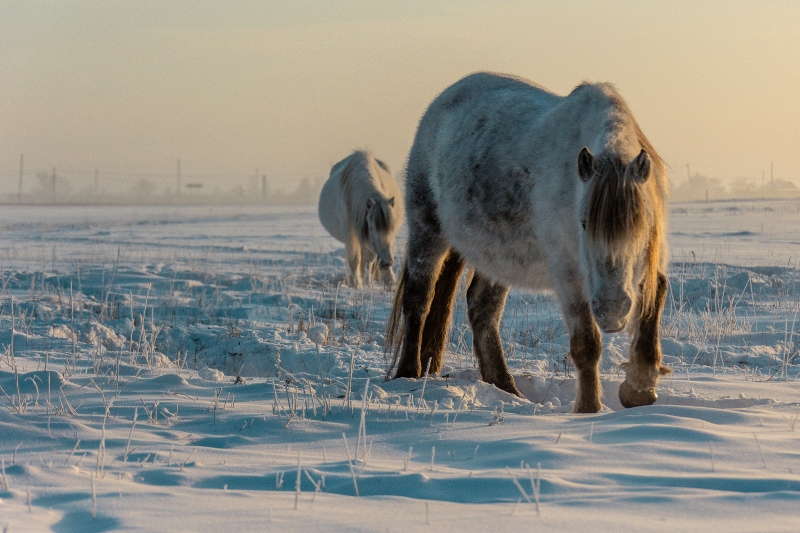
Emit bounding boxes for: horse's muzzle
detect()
[597,319,627,334]
[591,296,631,333]
[379,258,393,269]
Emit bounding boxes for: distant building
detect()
[757,179,799,197]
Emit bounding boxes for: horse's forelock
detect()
[584,154,650,254]
[361,196,393,240]
[360,216,370,240]
[372,198,391,234]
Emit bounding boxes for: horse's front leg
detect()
[361,247,376,286]
[567,301,603,412]
[466,272,521,397]
[553,268,603,413]
[619,271,672,408]
[346,235,363,289]
[378,264,396,289]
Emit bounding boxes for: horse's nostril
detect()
[620,297,632,316]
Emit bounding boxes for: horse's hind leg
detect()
[466,272,521,396]
[394,238,450,379]
[420,250,465,374]
[619,271,672,408]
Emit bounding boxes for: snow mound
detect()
[198,366,225,381]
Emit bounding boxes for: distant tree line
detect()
[671,172,799,202]
[5,169,325,206]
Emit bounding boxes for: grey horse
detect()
[387,73,669,413]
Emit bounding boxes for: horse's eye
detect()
[581,219,586,230]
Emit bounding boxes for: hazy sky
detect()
[2,1,799,192]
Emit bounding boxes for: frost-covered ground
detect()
[1,199,800,532]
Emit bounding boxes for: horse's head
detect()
[577,147,654,333]
[363,194,397,279]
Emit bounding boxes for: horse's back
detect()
[409,73,562,191]
[419,73,557,135]
[431,72,552,110]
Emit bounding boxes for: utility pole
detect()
[52,167,57,201]
[18,154,23,202]
[177,159,182,199]
[261,175,268,202]
[94,168,99,201]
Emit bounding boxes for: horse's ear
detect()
[578,147,595,182]
[388,197,395,207]
[366,197,374,209]
[628,149,651,183]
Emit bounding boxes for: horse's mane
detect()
[580,86,667,319]
[339,150,397,239]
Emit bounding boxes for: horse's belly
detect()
[318,179,348,243]
[448,229,552,290]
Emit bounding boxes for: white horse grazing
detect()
[319,150,404,288]
[387,73,670,413]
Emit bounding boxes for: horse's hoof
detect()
[618,380,657,408]
[393,364,422,380]
[572,397,603,413]
[505,384,524,398]
[490,376,523,398]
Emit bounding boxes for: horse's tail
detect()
[385,259,408,378]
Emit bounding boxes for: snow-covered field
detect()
[1,199,800,532]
